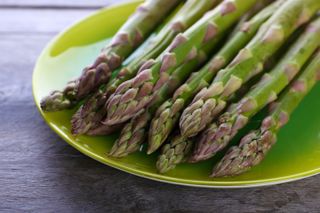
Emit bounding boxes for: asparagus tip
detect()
[108,148,126,158]
[188,155,203,163]
[147,141,162,155]
[70,110,87,135]
[40,91,73,112]
[146,148,156,155]
[210,171,227,178]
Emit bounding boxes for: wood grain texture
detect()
[1,1,320,212]
[0,9,95,34]
[0,0,130,9]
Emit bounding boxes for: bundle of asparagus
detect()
[71,0,221,135]
[41,0,181,112]
[41,0,320,177]
[109,49,210,157]
[149,0,283,154]
[212,50,320,177]
[179,0,319,138]
[105,0,257,125]
[189,16,320,163]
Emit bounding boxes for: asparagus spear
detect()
[105,0,257,125]
[109,51,208,157]
[156,134,193,174]
[189,17,320,163]
[71,0,221,135]
[40,0,181,112]
[179,0,320,138]
[212,50,320,177]
[147,0,282,154]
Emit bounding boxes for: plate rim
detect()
[32,0,320,188]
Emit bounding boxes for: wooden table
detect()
[1,1,320,212]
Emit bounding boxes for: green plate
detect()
[33,0,320,188]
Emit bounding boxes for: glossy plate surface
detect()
[33,1,320,188]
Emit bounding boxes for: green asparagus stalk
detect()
[40,0,181,112]
[227,0,278,39]
[109,51,209,157]
[71,0,221,135]
[156,134,194,174]
[212,50,320,177]
[147,0,282,154]
[179,0,320,138]
[189,17,320,163]
[105,0,257,125]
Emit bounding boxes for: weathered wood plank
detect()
[0,9,95,34]
[1,2,320,212]
[0,0,130,9]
